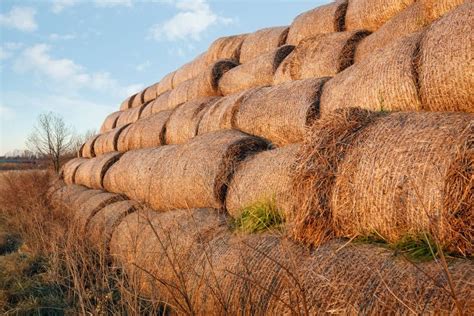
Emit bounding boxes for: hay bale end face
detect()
[81,134,100,158]
[100,111,122,134]
[206,34,247,63]
[239,26,289,63]
[119,94,136,111]
[61,158,88,185]
[74,152,122,190]
[93,124,130,156]
[142,82,159,104]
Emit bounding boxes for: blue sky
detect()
[0,0,329,155]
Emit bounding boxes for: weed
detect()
[232,198,284,233]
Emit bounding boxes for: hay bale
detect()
[219,45,295,95]
[239,26,289,63]
[104,130,269,210]
[420,0,465,21]
[93,124,130,156]
[225,144,300,219]
[115,104,146,128]
[274,31,370,84]
[234,78,329,146]
[172,52,209,87]
[291,108,474,255]
[156,71,175,97]
[74,152,122,190]
[81,134,100,158]
[131,89,146,108]
[206,34,247,63]
[168,60,238,109]
[143,82,159,104]
[50,185,90,209]
[61,158,88,185]
[286,1,348,45]
[100,111,122,133]
[320,32,423,114]
[140,90,172,119]
[165,97,220,145]
[119,94,136,111]
[419,3,474,112]
[117,110,172,152]
[345,0,415,32]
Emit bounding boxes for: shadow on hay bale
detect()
[291,108,473,255]
[61,158,88,185]
[73,152,122,190]
[93,124,130,156]
[115,104,146,128]
[80,134,100,158]
[239,26,289,64]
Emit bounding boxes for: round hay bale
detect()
[74,152,122,190]
[165,97,221,145]
[239,26,289,64]
[110,208,228,305]
[81,134,100,158]
[140,90,172,119]
[119,93,136,111]
[218,45,295,96]
[172,52,209,87]
[61,158,88,185]
[320,32,423,114]
[420,0,465,21]
[345,0,415,32]
[274,31,370,84]
[131,89,146,109]
[93,124,130,156]
[286,1,348,45]
[206,34,247,63]
[156,71,175,97]
[292,108,474,255]
[117,110,171,152]
[168,59,238,109]
[419,3,474,112]
[115,104,146,128]
[49,184,89,209]
[143,82,159,104]
[234,78,329,146]
[225,144,300,219]
[100,111,122,133]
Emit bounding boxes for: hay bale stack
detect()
[219,45,295,95]
[239,26,289,63]
[81,134,100,158]
[320,32,423,114]
[419,3,474,112]
[172,52,209,87]
[50,185,89,209]
[100,111,122,133]
[119,94,136,111]
[234,78,328,146]
[226,144,300,219]
[140,90,172,119]
[105,130,269,210]
[168,60,238,109]
[345,0,415,32]
[74,152,122,190]
[286,2,348,45]
[117,110,171,152]
[61,158,88,185]
[93,124,129,156]
[292,108,474,255]
[165,97,220,145]
[156,71,175,97]
[110,208,228,303]
[131,89,146,109]
[206,34,247,63]
[143,82,159,104]
[274,31,370,84]
[420,0,465,21]
[115,104,145,128]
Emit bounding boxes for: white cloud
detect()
[49,33,76,41]
[13,44,142,98]
[51,0,79,13]
[149,0,233,41]
[51,0,132,13]
[0,42,23,60]
[135,60,152,72]
[94,0,133,8]
[0,7,37,32]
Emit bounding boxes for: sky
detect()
[0,0,330,155]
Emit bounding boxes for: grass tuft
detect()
[232,198,284,233]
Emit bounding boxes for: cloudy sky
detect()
[0,0,329,155]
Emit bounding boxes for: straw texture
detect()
[420,0,466,21]
[93,124,129,156]
[419,3,474,112]
[80,134,100,158]
[172,52,209,87]
[74,152,122,190]
[286,1,348,45]
[156,71,175,97]
[100,111,122,133]
[239,26,289,64]
[61,158,88,185]
[143,82,159,104]
[206,34,247,63]
[131,89,146,109]
[234,78,328,146]
[140,90,172,119]
[226,144,300,219]
[320,32,423,114]
[274,31,370,84]
[115,104,145,128]
[49,184,88,209]
[219,45,294,95]
[119,94,136,111]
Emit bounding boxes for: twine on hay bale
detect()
[219,45,295,96]
[225,144,300,219]
[61,158,88,185]
[291,108,474,255]
[239,26,289,64]
[345,0,415,32]
[172,52,209,87]
[320,31,423,114]
[115,103,146,128]
[165,97,221,145]
[100,110,122,133]
[206,34,247,63]
[234,78,329,146]
[286,1,348,45]
[274,30,370,84]
[74,152,122,190]
[93,124,130,156]
[119,93,136,111]
[117,110,171,152]
[419,3,474,112]
[156,71,175,97]
[81,134,100,158]
[104,130,269,210]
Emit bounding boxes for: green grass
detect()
[232,199,284,233]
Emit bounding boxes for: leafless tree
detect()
[70,129,97,156]
[26,112,74,173]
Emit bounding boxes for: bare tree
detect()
[26,112,74,173]
[70,129,97,157]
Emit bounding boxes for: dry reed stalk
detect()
[320,32,423,114]
[93,124,130,156]
[74,152,122,190]
[206,34,247,63]
[274,30,370,84]
[172,52,209,87]
[117,110,172,152]
[234,78,328,146]
[420,0,465,21]
[100,111,122,133]
[165,97,220,145]
[61,158,88,185]
[419,3,474,112]
[81,134,100,158]
[286,1,348,45]
[239,26,289,63]
[226,144,300,219]
[115,104,146,128]
[156,71,175,97]
[119,93,136,111]
[345,0,415,32]
[218,45,294,96]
